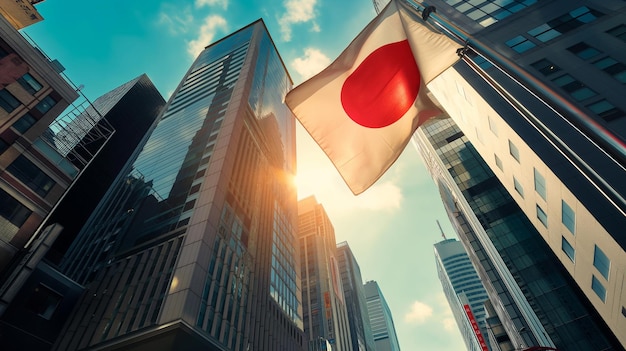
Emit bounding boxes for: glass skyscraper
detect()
[434,238,490,351]
[364,280,400,351]
[54,20,303,351]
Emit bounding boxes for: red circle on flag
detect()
[340,40,420,128]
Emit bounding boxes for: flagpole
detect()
[402,0,626,215]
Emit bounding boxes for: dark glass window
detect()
[529,7,603,42]
[591,275,606,302]
[505,35,536,53]
[561,200,575,234]
[17,73,43,95]
[7,155,56,197]
[0,138,8,154]
[533,168,546,200]
[593,57,626,84]
[494,154,503,170]
[561,236,575,262]
[0,187,32,229]
[12,113,37,134]
[567,42,601,60]
[26,284,62,320]
[536,204,548,227]
[508,140,520,162]
[606,24,626,42]
[0,89,21,113]
[530,59,560,76]
[586,100,625,122]
[513,176,524,197]
[35,95,57,114]
[593,245,610,280]
[552,74,597,101]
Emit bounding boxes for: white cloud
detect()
[291,47,330,81]
[436,292,459,332]
[279,0,318,41]
[195,0,228,10]
[404,301,434,324]
[187,15,228,58]
[158,5,194,35]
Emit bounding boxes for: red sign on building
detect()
[464,304,489,351]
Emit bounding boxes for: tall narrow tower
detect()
[363,280,400,351]
[298,196,352,351]
[54,20,303,351]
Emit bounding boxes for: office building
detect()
[298,196,352,351]
[376,0,626,347]
[53,19,303,351]
[336,241,376,351]
[0,75,164,350]
[43,74,165,264]
[363,280,400,351]
[0,11,80,274]
[434,238,490,351]
[413,116,622,350]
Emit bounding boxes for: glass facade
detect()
[414,117,620,350]
[57,21,302,351]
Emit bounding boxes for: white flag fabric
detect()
[286,0,460,195]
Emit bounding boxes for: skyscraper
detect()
[364,280,400,351]
[298,196,352,351]
[413,117,622,350]
[336,241,376,351]
[379,0,626,347]
[53,19,303,351]
[434,238,489,351]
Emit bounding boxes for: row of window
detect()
[493,128,614,304]
[445,0,537,28]
[0,73,44,113]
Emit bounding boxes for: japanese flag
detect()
[286,0,460,195]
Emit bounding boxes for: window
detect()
[593,245,610,280]
[488,116,498,136]
[593,57,626,84]
[12,113,37,134]
[17,73,43,94]
[26,284,62,320]
[508,140,520,162]
[591,275,606,302]
[552,74,596,101]
[0,138,8,154]
[567,42,601,60]
[505,35,536,53]
[35,95,57,114]
[533,168,546,200]
[0,187,32,241]
[528,7,603,43]
[536,204,548,227]
[495,154,503,170]
[561,200,575,234]
[606,24,626,42]
[586,100,625,122]
[0,89,21,113]
[513,176,524,197]
[561,237,575,262]
[530,59,561,76]
[7,155,56,197]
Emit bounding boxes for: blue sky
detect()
[24,0,466,350]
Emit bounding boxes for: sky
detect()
[23,0,466,350]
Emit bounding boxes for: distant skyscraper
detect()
[336,241,376,351]
[434,238,490,351]
[298,196,352,351]
[379,0,626,348]
[53,20,303,351]
[364,281,400,351]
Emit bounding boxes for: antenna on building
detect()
[437,220,447,240]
